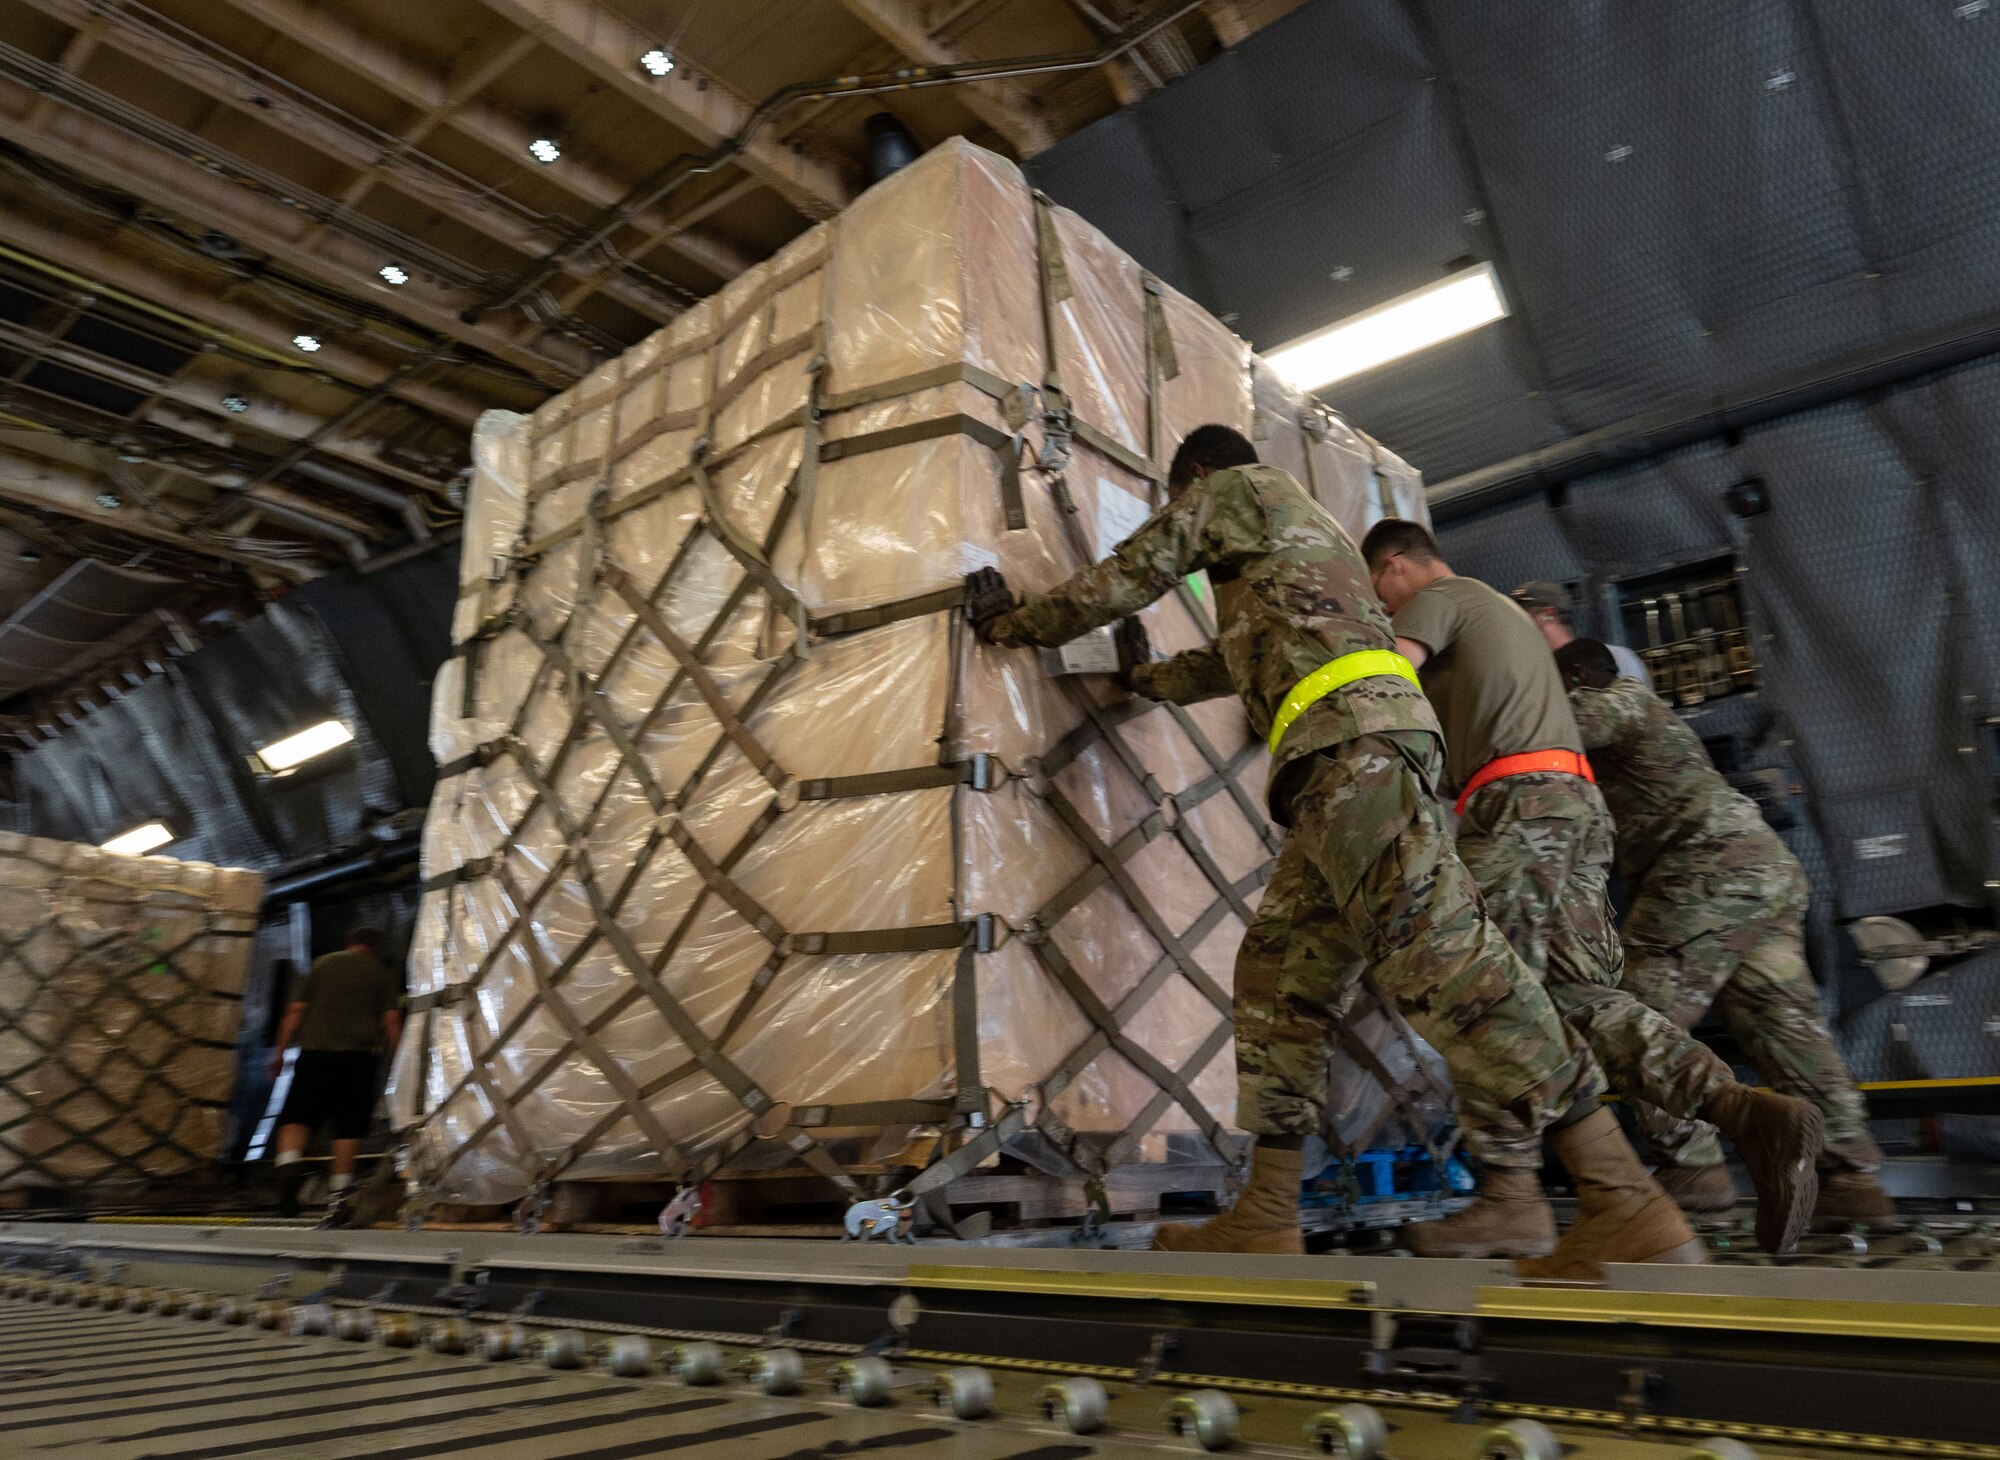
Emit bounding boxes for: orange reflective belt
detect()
[1454,748,1595,816]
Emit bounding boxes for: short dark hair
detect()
[1168,425,1258,486]
[1554,638,1618,688]
[347,925,384,950]
[1360,518,1441,568]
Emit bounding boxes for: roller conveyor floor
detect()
[0,1301,1748,1460]
[3,1222,1997,1460]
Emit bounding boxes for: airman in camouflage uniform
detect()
[977,426,1696,1269]
[1365,518,1823,1257]
[1559,640,1893,1227]
[1455,775,1761,1136]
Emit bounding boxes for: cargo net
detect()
[0,834,260,1193]
[400,142,1456,1214]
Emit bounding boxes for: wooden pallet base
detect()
[0,1187,71,1213]
[400,1158,1234,1236]
[0,1171,242,1215]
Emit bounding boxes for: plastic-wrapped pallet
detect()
[396,139,1452,1211]
[0,831,262,1192]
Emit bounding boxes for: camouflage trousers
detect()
[1623,858,1880,1171]
[1236,732,1599,1169]
[1454,773,1736,1153]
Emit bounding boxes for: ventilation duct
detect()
[864,113,921,184]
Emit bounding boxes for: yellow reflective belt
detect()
[1267,649,1421,755]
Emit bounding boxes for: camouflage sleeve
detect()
[1127,644,1232,705]
[986,478,1239,648]
[1567,685,1642,752]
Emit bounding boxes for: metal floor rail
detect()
[2,1221,1998,1459]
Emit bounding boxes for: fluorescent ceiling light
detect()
[102,820,174,856]
[252,718,353,774]
[527,138,562,164]
[292,333,322,353]
[1264,262,1508,392]
[639,48,675,77]
[378,263,410,286]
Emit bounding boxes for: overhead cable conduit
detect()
[1428,300,2000,520]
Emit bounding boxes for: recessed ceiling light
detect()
[101,820,175,856]
[379,263,409,286]
[95,491,122,509]
[220,394,249,413]
[250,717,354,775]
[639,48,675,77]
[527,138,562,164]
[292,333,322,353]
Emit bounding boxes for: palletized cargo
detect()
[0,831,262,1194]
[393,139,1450,1220]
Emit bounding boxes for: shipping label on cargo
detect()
[1095,477,1152,553]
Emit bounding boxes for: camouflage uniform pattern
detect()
[1237,732,1598,1166]
[1456,771,1736,1125]
[989,464,1441,806]
[990,466,1601,1161]
[1572,679,1880,1171]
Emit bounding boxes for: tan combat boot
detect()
[1813,1168,1898,1231]
[1701,1085,1824,1254]
[1404,1169,1556,1258]
[1518,1108,1709,1279]
[1652,1162,1738,1216]
[1152,1143,1306,1254]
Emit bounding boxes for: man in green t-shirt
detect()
[1362,518,1823,1257]
[269,926,403,1217]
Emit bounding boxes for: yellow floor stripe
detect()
[1479,1286,2000,1344]
[902,1265,1372,1310]
[86,1215,267,1226]
[1854,1077,2000,1092]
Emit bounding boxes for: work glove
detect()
[1114,616,1153,693]
[964,567,1018,643]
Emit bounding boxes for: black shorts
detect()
[277,1050,381,1141]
